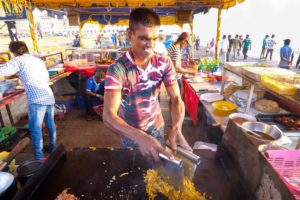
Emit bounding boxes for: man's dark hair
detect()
[129,8,160,31]
[284,39,291,46]
[9,41,29,56]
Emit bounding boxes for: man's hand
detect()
[96,94,104,101]
[168,127,192,152]
[136,134,174,162]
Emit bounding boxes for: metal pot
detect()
[17,159,42,186]
[241,122,283,146]
[0,172,15,198]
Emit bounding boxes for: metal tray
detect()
[242,67,295,82]
[256,114,300,133]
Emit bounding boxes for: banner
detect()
[0,1,27,21]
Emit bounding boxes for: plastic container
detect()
[75,96,86,110]
[55,96,75,114]
[212,101,237,116]
[265,150,300,198]
[261,75,297,95]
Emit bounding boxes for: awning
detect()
[5,0,245,11]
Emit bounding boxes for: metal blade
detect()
[176,147,201,180]
[153,153,184,190]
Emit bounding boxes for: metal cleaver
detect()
[153,147,201,190]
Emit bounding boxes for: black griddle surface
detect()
[26,148,247,200]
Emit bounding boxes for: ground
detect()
[17,84,205,163]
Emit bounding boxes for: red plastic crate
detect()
[266,150,300,198]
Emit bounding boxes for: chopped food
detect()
[55,188,78,200]
[119,172,129,177]
[275,116,300,130]
[266,74,300,85]
[89,146,96,151]
[144,169,206,200]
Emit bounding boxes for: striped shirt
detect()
[168,43,181,67]
[105,51,177,133]
[0,54,54,105]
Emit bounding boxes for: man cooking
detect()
[103,8,192,162]
[0,41,56,160]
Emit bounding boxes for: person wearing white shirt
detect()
[219,35,229,65]
[0,41,56,160]
[265,34,276,60]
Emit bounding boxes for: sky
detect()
[193,0,300,60]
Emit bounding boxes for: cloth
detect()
[105,51,177,133]
[232,38,240,50]
[266,38,276,50]
[154,41,168,56]
[5,21,16,29]
[29,104,56,159]
[86,76,105,93]
[183,78,199,126]
[279,45,293,67]
[0,54,55,105]
[72,38,80,47]
[243,39,251,50]
[168,43,181,68]
[262,38,267,48]
[120,127,164,148]
[219,39,229,53]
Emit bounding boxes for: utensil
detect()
[0,137,30,171]
[175,147,201,180]
[212,101,237,116]
[154,152,184,190]
[241,126,263,139]
[241,122,283,146]
[154,146,201,190]
[229,113,257,124]
[0,172,14,195]
[200,93,224,103]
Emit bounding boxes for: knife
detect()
[153,147,201,190]
[154,152,184,190]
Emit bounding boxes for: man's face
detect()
[96,78,104,83]
[127,24,159,59]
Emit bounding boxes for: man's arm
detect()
[103,91,173,161]
[164,83,192,151]
[0,59,19,77]
[86,90,104,101]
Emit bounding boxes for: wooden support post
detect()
[26,3,38,51]
[215,7,223,60]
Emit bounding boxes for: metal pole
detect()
[26,3,38,51]
[215,6,222,60]
[79,21,83,47]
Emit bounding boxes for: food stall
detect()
[9,1,299,200]
[184,60,300,199]
[63,48,126,78]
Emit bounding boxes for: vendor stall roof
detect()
[6,0,245,10]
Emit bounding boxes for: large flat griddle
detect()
[14,145,250,200]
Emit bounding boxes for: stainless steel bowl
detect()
[0,172,14,195]
[241,122,283,146]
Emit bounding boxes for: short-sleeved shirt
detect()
[105,51,177,133]
[266,38,276,50]
[243,39,251,49]
[168,44,181,68]
[279,45,293,67]
[86,76,105,94]
[0,54,54,105]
